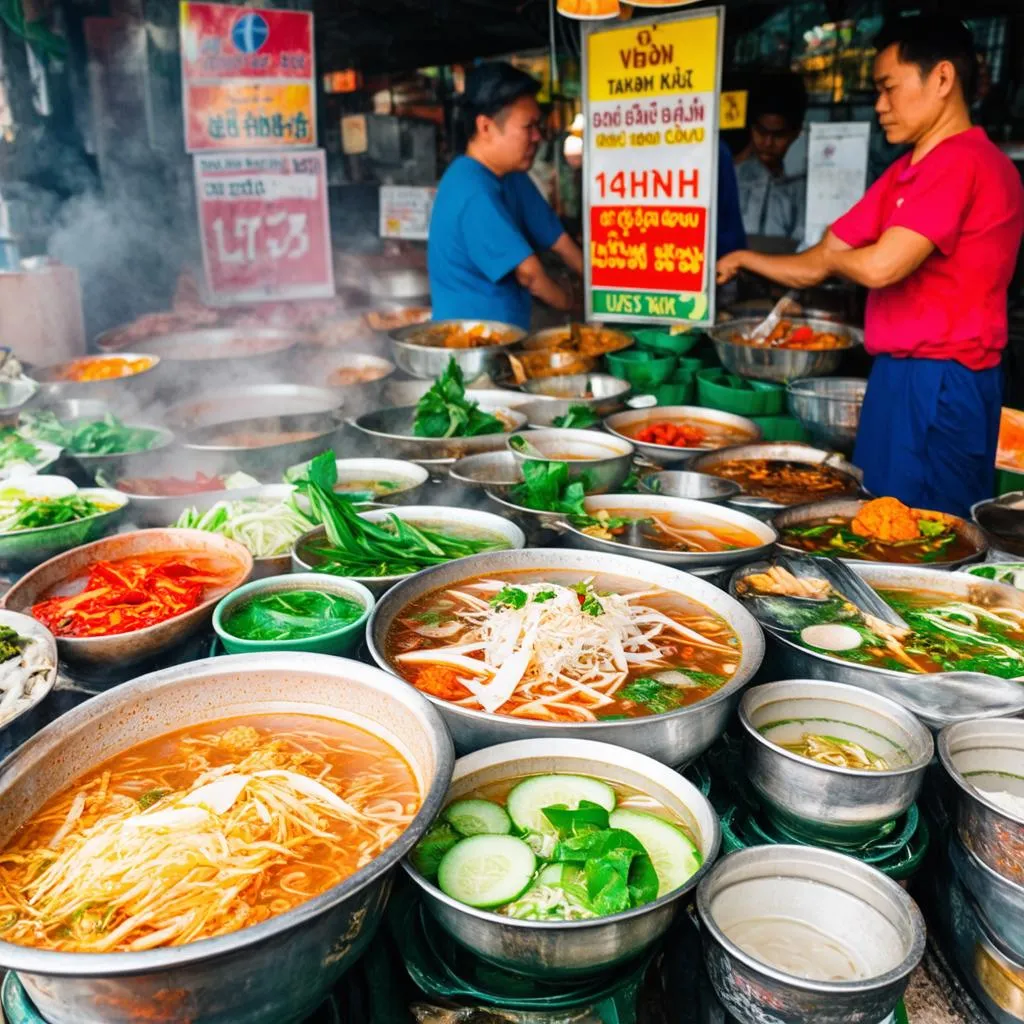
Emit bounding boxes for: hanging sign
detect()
[180,2,316,152]
[803,122,870,249]
[720,90,747,130]
[194,150,334,304]
[582,7,724,326]
[380,186,437,241]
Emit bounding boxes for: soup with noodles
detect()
[0,713,420,953]
[385,570,741,722]
[578,508,763,553]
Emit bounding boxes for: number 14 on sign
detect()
[211,211,310,265]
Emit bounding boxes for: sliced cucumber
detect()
[445,798,512,837]
[608,809,702,897]
[437,835,537,909]
[507,774,616,834]
[536,862,570,885]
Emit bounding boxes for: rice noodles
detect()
[387,570,741,722]
[0,714,420,953]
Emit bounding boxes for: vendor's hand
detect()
[716,250,748,285]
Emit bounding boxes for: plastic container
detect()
[605,349,677,389]
[750,415,811,442]
[653,379,696,406]
[696,369,786,416]
[631,328,701,357]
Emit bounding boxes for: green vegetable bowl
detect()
[696,369,786,416]
[604,350,677,390]
[213,573,375,655]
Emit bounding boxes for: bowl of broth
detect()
[507,428,635,493]
[561,494,777,568]
[288,456,429,505]
[604,407,760,466]
[739,679,933,841]
[367,547,765,766]
[0,651,453,1024]
[403,737,720,978]
[697,845,925,1024]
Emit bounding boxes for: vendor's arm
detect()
[515,254,573,311]
[513,173,582,277]
[551,232,584,275]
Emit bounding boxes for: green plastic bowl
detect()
[605,349,677,389]
[212,572,375,655]
[696,369,786,416]
[653,379,696,406]
[631,328,701,357]
[750,415,811,442]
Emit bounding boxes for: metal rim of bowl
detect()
[706,318,864,352]
[0,612,57,736]
[326,458,430,495]
[937,718,1024,828]
[738,679,934,780]
[33,353,162,385]
[389,320,526,349]
[0,489,129,544]
[507,427,635,462]
[401,737,722,932]
[637,472,743,503]
[68,425,177,463]
[786,377,868,402]
[0,651,455,975]
[696,844,926,995]
[602,407,761,459]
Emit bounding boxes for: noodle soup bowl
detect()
[212,573,375,657]
[403,737,720,979]
[0,652,454,1024]
[697,845,925,1024]
[739,680,933,842]
[561,494,777,569]
[367,547,765,767]
[507,428,635,493]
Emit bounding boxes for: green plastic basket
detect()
[631,328,701,357]
[751,415,811,442]
[696,369,786,416]
[605,349,677,389]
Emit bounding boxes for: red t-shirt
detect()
[831,127,1024,370]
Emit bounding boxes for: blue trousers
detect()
[852,355,1002,519]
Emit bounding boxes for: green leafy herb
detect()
[542,800,610,837]
[509,460,589,515]
[138,789,168,810]
[490,587,528,610]
[222,589,365,642]
[552,827,659,915]
[0,430,40,469]
[918,519,947,538]
[619,677,687,715]
[413,359,504,438]
[0,491,115,534]
[552,405,600,429]
[0,625,22,663]
[580,593,604,617]
[410,822,461,878]
[533,589,556,603]
[21,411,161,456]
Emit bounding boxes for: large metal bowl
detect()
[403,738,720,979]
[508,428,635,492]
[163,385,345,434]
[0,611,57,758]
[518,373,631,415]
[31,353,163,404]
[752,563,1024,730]
[787,377,868,451]
[560,494,777,569]
[739,679,933,841]
[774,497,987,569]
[603,407,761,466]
[3,528,253,667]
[697,845,925,1024]
[971,492,1024,558]
[706,318,864,383]
[638,470,741,504]
[367,547,765,766]
[389,320,525,381]
[687,443,863,521]
[351,403,527,466]
[0,652,454,1024]
[292,506,527,597]
[939,718,1024,888]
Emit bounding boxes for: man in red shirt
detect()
[717,17,1024,517]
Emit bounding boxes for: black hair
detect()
[873,15,977,101]
[748,73,808,134]
[456,62,541,148]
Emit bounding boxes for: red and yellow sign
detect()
[583,9,723,325]
[180,3,316,153]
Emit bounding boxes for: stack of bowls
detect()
[606,346,704,405]
[938,718,1024,1016]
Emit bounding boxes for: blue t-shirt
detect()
[428,156,565,330]
[717,139,747,257]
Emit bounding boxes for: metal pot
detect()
[367,547,765,766]
[949,834,1024,961]
[687,443,863,521]
[773,498,987,570]
[0,652,454,1024]
[389,321,525,381]
[518,373,631,415]
[705,318,864,383]
[738,679,933,841]
[603,407,761,466]
[638,471,741,504]
[939,718,1024,887]
[697,845,925,1024]
[163,385,345,433]
[403,738,720,979]
[787,377,867,451]
[31,354,163,405]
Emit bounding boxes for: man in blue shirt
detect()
[429,63,583,330]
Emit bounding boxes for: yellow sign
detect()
[587,15,719,101]
[720,90,748,130]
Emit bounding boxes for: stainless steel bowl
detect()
[0,652,454,1024]
[134,328,302,384]
[3,529,253,667]
[318,352,396,392]
[320,457,429,505]
[972,492,1024,558]
[292,506,526,597]
[560,494,777,569]
[0,436,61,481]
[507,428,635,491]
[706,318,864,383]
[0,376,39,422]
[389,320,525,381]
[774,497,987,570]
[519,373,631,414]
[697,845,925,1024]
[753,563,1024,730]
[351,404,527,466]
[448,451,523,489]
[403,738,720,979]
[949,834,1024,961]
[739,679,933,840]
[939,718,1024,887]
[603,407,761,466]
[0,611,57,757]
[638,471,741,504]
[787,377,867,451]
[687,443,863,521]
[163,385,345,433]
[367,547,765,766]
[31,353,163,403]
